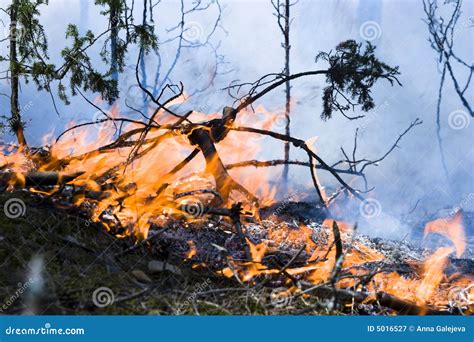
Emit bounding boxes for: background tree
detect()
[423,0,473,176]
[0,0,157,147]
[95,0,129,82]
[0,0,50,146]
[272,0,294,184]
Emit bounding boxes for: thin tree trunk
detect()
[282,0,291,183]
[9,0,27,147]
[110,1,119,81]
[140,0,148,112]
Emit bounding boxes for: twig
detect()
[115,228,167,258]
[225,159,362,176]
[229,203,251,260]
[308,153,327,208]
[359,118,422,173]
[256,243,306,289]
[228,126,364,201]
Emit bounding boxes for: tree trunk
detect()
[109,1,119,81]
[282,0,291,183]
[140,0,148,112]
[9,0,27,147]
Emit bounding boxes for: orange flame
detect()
[416,246,452,304]
[424,211,466,257]
[1,100,472,313]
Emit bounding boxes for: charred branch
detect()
[225,159,363,176]
[186,108,258,204]
[0,171,84,188]
[296,284,446,315]
[228,125,364,201]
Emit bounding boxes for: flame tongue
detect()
[424,211,466,257]
[416,246,453,305]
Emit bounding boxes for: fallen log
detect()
[0,171,84,188]
[296,284,447,315]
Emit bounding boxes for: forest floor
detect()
[0,191,336,315]
[2,191,473,316]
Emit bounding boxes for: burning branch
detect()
[17,40,401,224]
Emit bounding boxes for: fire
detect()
[424,211,466,257]
[416,246,452,305]
[0,102,289,240]
[186,241,197,260]
[0,101,472,315]
[221,217,471,313]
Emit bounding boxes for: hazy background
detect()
[0,0,473,240]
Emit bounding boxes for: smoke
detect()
[22,255,45,315]
[0,0,472,240]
